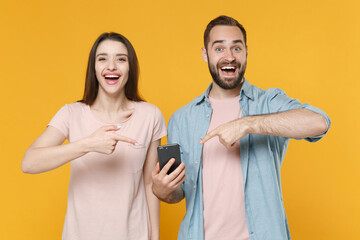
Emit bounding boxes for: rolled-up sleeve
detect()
[267,88,331,142]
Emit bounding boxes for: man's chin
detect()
[209,68,244,90]
[216,78,241,89]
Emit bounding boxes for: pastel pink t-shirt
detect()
[48,101,166,240]
[202,96,249,240]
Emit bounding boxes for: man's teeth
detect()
[221,66,235,70]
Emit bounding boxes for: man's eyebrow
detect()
[211,39,244,47]
[96,53,128,57]
[211,40,225,47]
[233,39,244,45]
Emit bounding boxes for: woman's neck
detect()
[90,91,135,123]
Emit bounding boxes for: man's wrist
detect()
[165,188,184,203]
[239,116,254,135]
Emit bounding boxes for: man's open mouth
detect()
[221,66,236,72]
[220,66,237,75]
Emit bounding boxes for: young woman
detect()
[22,32,166,240]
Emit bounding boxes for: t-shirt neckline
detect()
[85,101,138,125]
[209,95,240,103]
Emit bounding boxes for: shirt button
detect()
[193,185,196,189]
[206,114,210,118]
[195,160,199,164]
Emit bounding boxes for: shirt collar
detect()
[195,78,253,105]
[240,78,254,100]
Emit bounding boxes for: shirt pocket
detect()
[122,143,147,174]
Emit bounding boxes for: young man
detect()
[152,15,330,240]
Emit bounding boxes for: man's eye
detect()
[234,47,241,51]
[215,48,223,52]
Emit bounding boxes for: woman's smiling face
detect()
[95,39,129,97]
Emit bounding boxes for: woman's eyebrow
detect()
[96,53,128,57]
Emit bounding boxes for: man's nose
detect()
[224,49,235,62]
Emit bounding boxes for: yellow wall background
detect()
[1,0,359,239]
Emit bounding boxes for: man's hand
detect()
[152,159,185,203]
[200,118,249,149]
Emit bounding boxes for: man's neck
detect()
[208,80,243,100]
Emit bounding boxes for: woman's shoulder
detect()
[63,101,88,111]
[135,101,164,119]
[53,102,88,117]
[136,101,162,112]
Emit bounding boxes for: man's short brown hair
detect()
[204,15,247,49]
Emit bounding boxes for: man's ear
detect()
[201,47,208,63]
[246,45,248,57]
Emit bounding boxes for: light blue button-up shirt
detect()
[167,79,331,240]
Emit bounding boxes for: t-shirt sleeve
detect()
[48,104,70,139]
[151,106,167,142]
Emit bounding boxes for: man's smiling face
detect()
[202,25,248,89]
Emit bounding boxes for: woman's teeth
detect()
[105,75,120,79]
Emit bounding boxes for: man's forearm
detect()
[244,108,328,138]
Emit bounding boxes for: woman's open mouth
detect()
[104,74,121,85]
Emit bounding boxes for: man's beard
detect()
[208,59,246,90]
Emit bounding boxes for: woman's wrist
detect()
[76,137,92,154]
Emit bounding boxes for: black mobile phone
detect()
[157,144,182,174]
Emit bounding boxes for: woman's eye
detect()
[118,58,127,62]
[98,57,106,61]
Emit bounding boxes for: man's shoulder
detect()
[244,81,287,100]
[171,94,204,118]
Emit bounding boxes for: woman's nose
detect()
[107,60,116,70]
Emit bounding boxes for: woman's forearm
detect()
[22,139,88,174]
[143,140,161,240]
[145,181,160,240]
